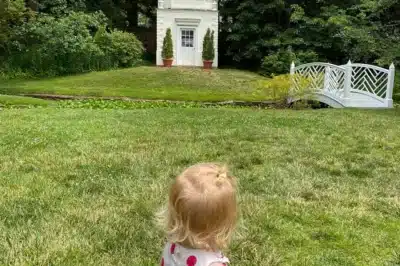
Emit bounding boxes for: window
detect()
[181,29,194,47]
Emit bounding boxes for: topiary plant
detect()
[202,28,215,61]
[202,28,210,60]
[162,28,173,59]
[209,30,215,61]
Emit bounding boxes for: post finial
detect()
[347,60,352,65]
[390,63,395,69]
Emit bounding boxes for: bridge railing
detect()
[290,61,395,107]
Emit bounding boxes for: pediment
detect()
[175,18,201,26]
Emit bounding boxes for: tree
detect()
[219,0,400,69]
[0,0,31,54]
[34,0,86,16]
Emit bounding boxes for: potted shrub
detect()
[202,28,215,69]
[162,28,173,67]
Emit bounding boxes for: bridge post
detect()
[323,66,331,92]
[386,63,395,108]
[288,62,296,103]
[290,62,295,75]
[343,60,352,106]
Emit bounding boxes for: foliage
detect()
[162,28,173,59]
[0,0,31,53]
[256,74,312,105]
[2,10,143,76]
[210,30,215,60]
[219,0,400,72]
[202,28,210,60]
[35,0,86,16]
[109,30,143,67]
[261,49,296,76]
[202,28,215,61]
[5,12,105,75]
[394,72,400,102]
[261,48,319,76]
[95,28,144,67]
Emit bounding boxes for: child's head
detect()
[163,163,238,251]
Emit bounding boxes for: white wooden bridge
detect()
[290,61,395,108]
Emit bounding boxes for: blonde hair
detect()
[159,163,238,251]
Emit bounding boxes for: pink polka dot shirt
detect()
[160,242,230,266]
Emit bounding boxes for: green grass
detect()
[0,95,52,107]
[1,108,400,266]
[0,67,269,102]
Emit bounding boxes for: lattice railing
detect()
[324,67,346,98]
[291,63,346,98]
[290,61,395,107]
[351,64,389,99]
[292,64,325,92]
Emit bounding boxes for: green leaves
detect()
[219,0,400,71]
[202,28,215,61]
[3,10,143,76]
[0,0,30,51]
[261,48,318,76]
[162,28,173,59]
[108,30,144,67]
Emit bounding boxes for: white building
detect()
[156,0,218,67]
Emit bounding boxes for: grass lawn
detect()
[0,67,269,102]
[0,95,53,107]
[1,107,400,266]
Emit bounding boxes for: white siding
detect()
[160,0,215,10]
[172,0,213,10]
[156,8,218,67]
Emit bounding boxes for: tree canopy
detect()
[219,0,400,70]
[0,0,399,76]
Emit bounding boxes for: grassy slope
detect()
[1,108,400,265]
[0,67,268,102]
[0,95,52,107]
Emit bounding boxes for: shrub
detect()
[3,11,143,76]
[6,12,108,75]
[202,28,215,61]
[0,0,30,54]
[256,74,313,106]
[297,50,319,65]
[162,28,173,59]
[109,30,144,67]
[94,26,144,68]
[261,48,319,76]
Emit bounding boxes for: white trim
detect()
[295,62,346,71]
[352,63,389,74]
[176,27,197,66]
[175,18,201,26]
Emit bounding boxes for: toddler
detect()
[159,163,238,266]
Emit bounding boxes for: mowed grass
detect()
[0,67,268,102]
[1,108,400,266]
[0,95,52,107]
